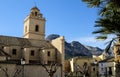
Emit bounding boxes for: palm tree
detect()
[92,16,120,40]
[82,0,120,8]
[82,0,120,58]
[83,1,120,76]
[82,0,120,40]
[82,0,120,54]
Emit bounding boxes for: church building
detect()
[0,6,65,77]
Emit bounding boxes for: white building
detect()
[99,57,116,77]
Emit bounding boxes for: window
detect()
[35,25,39,32]
[31,50,35,56]
[109,67,112,75]
[101,63,103,66]
[12,49,17,55]
[101,68,103,71]
[93,67,95,71]
[47,51,50,56]
[35,12,37,16]
[1,46,4,49]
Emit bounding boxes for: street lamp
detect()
[21,58,25,77]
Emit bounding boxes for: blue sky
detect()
[0,0,110,49]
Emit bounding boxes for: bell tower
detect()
[23,6,46,40]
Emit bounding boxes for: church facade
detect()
[0,6,65,77]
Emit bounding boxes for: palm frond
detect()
[82,0,101,7]
[95,35,107,40]
[104,38,115,53]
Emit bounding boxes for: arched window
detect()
[35,12,37,16]
[35,25,39,32]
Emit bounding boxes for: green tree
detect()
[82,0,120,40]
[82,0,120,8]
[82,0,120,56]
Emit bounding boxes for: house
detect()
[98,57,116,77]
[65,56,95,77]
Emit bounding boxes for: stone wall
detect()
[0,63,62,77]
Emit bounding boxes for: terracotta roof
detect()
[0,35,54,48]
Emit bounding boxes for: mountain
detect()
[46,34,103,59]
[84,45,103,55]
[46,34,60,41]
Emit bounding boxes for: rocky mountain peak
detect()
[46,34,60,41]
[46,34,103,59]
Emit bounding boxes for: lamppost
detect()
[0,67,9,77]
[21,58,25,77]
